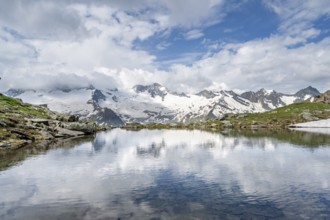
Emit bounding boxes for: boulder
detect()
[62,122,96,134]
[54,127,85,138]
[313,90,330,104]
[56,114,79,122]
[300,111,319,121]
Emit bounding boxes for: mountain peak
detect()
[295,86,320,98]
[151,82,162,87]
[196,90,217,99]
[133,83,168,99]
[257,88,274,95]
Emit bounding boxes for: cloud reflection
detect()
[0,129,330,219]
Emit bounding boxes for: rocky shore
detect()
[0,93,98,150]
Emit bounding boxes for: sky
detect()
[0,0,330,93]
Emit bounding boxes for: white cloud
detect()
[0,0,231,92]
[0,0,330,94]
[156,42,171,50]
[158,0,225,28]
[165,35,330,93]
[184,29,204,40]
[264,0,330,39]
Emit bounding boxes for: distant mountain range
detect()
[5,84,321,126]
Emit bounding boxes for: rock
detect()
[211,123,218,127]
[222,120,233,128]
[68,115,79,122]
[54,127,85,138]
[38,104,48,108]
[251,124,266,129]
[29,118,50,126]
[62,122,96,134]
[300,111,319,121]
[39,130,54,140]
[0,141,10,148]
[56,114,79,122]
[314,110,323,114]
[313,90,330,104]
[9,129,35,140]
[1,94,98,150]
[0,121,7,127]
[7,117,20,124]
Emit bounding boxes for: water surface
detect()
[1,129,330,219]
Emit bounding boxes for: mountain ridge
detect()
[5,84,321,126]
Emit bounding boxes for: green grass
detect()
[204,102,330,129]
[130,102,330,130]
[0,95,49,119]
[245,102,330,120]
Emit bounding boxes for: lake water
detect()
[1,129,330,219]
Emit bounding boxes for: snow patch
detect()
[281,96,296,105]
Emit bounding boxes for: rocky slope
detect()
[127,101,330,131]
[312,90,330,104]
[5,84,320,125]
[0,93,97,149]
[240,86,320,110]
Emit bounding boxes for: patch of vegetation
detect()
[0,94,50,120]
[126,102,330,130]
[198,102,330,129]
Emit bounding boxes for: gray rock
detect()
[251,124,266,129]
[313,90,330,104]
[222,120,233,128]
[39,130,54,140]
[62,122,96,134]
[0,141,10,148]
[54,127,85,138]
[0,121,7,127]
[300,112,319,121]
[30,118,50,126]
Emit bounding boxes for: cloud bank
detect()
[0,0,329,93]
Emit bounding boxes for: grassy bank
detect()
[122,102,330,130]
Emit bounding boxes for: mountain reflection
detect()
[0,129,330,219]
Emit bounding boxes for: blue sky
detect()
[139,0,281,68]
[0,0,330,93]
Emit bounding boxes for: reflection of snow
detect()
[293,118,330,128]
[0,129,330,219]
[292,127,330,135]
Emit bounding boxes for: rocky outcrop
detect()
[312,90,330,104]
[0,94,98,150]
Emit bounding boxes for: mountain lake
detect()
[0,129,330,219]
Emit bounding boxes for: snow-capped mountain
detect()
[5,84,320,126]
[241,86,320,110]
